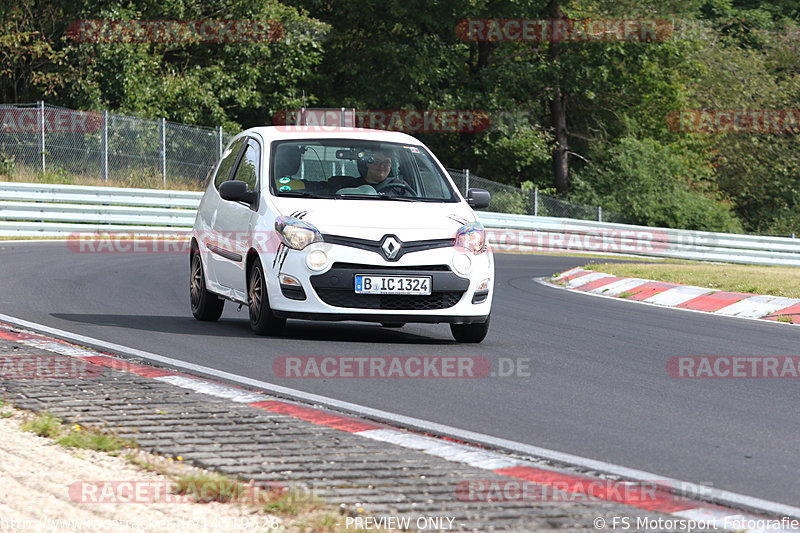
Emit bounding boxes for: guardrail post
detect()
[160,118,167,186]
[533,188,539,216]
[464,168,470,195]
[39,101,45,174]
[217,126,223,159]
[102,110,109,182]
[597,206,603,222]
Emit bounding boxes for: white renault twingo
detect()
[190,126,493,342]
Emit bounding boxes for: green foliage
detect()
[57,428,134,452]
[488,190,530,215]
[174,472,249,503]
[572,136,742,232]
[5,0,800,232]
[21,412,62,438]
[0,153,15,176]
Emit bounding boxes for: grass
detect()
[20,413,135,452]
[262,487,326,516]
[21,412,62,438]
[582,261,800,298]
[56,427,134,452]
[1,165,205,191]
[173,472,252,504]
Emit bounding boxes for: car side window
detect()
[233,140,259,191]
[214,137,246,190]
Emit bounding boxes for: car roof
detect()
[241,126,425,145]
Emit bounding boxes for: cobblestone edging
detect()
[0,328,746,532]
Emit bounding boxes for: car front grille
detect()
[309,263,468,311]
[314,290,464,310]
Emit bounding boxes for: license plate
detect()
[354,275,431,295]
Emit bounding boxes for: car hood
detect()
[270,197,476,240]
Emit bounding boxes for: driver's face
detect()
[364,152,392,184]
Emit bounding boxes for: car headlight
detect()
[455,222,486,254]
[275,216,323,250]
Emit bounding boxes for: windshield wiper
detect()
[276,190,332,199]
[333,193,415,202]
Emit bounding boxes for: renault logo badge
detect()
[380,236,401,260]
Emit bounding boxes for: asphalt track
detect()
[1,241,799,508]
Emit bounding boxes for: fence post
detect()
[160,118,167,186]
[597,206,603,222]
[464,168,470,195]
[102,110,109,182]
[217,126,223,159]
[39,101,45,174]
[533,188,539,216]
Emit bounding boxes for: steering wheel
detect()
[375,181,416,196]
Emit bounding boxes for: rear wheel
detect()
[248,257,286,336]
[190,252,224,321]
[450,316,490,343]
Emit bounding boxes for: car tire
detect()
[450,316,490,343]
[190,252,225,321]
[248,257,286,336]
[380,322,405,328]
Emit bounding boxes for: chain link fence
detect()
[0,102,230,189]
[446,168,624,222]
[0,102,619,219]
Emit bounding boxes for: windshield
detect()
[269,139,459,202]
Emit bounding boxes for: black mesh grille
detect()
[315,290,464,310]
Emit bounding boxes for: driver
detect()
[329,150,409,194]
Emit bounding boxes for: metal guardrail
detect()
[480,212,800,266]
[0,182,201,236]
[1,182,799,266]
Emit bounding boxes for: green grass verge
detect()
[583,261,800,298]
[1,167,205,191]
[21,412,135,452]
[21,412,63,438]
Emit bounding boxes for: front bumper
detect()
[266,242,493,323]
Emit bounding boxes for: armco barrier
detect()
[1,181,799,266]
[0,182,201,236]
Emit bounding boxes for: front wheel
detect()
[450,317,490,343]
[190,252,224,321]
[248,258,286,336]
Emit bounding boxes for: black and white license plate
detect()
[354,275,432,295]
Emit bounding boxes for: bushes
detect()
[572,137,742,232]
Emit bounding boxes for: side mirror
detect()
[466,188,491,210]
[219,180,258,206]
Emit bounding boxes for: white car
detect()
[190,126,493,342]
